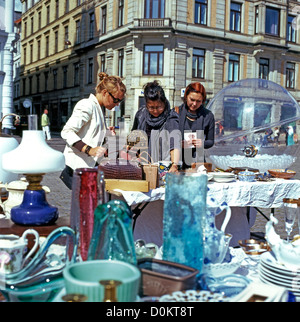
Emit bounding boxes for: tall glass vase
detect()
[163,172,207,272]
[70,168,107,261]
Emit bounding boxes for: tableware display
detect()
[265,214,300,270]
[0,226,76,302]
[283,198,299,242]
[87,200,137,265]
[159,290,230,302]
[163,172,207,272]
[268,169,296,180]
[204,199,232,264]
[259,251,300,300]
[137,258,199,297]
[238,170,256,182]
[212,172,236,183]
[63,260,141,302]
[0,229,39,274]
[199,274,251,298]
[203,248,245,277]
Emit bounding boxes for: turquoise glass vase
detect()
[163,172,207,272]
[87,200,137,265]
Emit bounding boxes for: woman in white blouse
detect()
[60,72,126,188]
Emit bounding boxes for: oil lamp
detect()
[2,115,65,226]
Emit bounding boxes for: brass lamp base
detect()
[25,173,45,191]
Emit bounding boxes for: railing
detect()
[134,18,172,28]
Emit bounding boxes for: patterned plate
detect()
[159,290,230,302]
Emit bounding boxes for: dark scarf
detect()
[145,101,171,130]
[179,104,204,135]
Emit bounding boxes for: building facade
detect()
[17,0,300,131]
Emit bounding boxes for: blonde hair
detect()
[95,72,126,96]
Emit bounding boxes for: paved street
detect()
[39,133,300,241]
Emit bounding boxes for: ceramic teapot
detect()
[0,229,39,274]
[204,198,232,265]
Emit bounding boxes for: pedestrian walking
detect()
[41,109,52,140]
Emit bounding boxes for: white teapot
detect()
[0,229,39,274]
[265,214,300,270]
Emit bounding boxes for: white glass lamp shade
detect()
[0,136,19,183]
[2,131,65,174]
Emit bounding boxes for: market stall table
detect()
[110,178,300,247]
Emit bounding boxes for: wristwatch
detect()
[84,145,92,156]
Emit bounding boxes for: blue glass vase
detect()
[163,172,207,272]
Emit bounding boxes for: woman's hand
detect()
[89,146,107,159]
[192,139,203,148]
[169,164,179,173]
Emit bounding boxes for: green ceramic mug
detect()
[63,260,141,302]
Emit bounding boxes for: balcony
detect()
[133,18,172,28]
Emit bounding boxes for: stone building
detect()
[16,0,300,131]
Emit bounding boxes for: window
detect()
[100,54,106,73]
[63,66,68,88]
[44,71,49,92]
[265,7,280,36]
[89,12,95,39]
[53,69,58,90]
[74,63,80,86]
[55,31,58,53]
[45,35,49,57]
[195,0,207,25]
[259,58,269,80]
[118,0,124,27]
[230,2,241,32]
[286,62,295,89]
[76,20,81,44]
[55,0,59,19]
[88,58,94,84]
[228,54,239,82]
[101,6,107,35]
[65,0,69,13]
[287,16,296,42]
[192,48,205,79]
[64,26,69,49]
[37,39,41,60]
[143,45,164,75]
[118,49,124,78]
[145,0,165,19]
[46,6,50,24]
[255,6,259,34]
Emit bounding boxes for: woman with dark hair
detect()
[176,82,215,168]
[131,81,181,172]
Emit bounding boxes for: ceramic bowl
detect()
[238,239,270,256]
[63,260,141,302]
[238,171,256,182]
[268,169,296,179]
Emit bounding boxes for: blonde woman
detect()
[60,72,126,189]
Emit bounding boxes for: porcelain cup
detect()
[0,229,39,274]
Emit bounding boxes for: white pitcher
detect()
[0,229,39,274]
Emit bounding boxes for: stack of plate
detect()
[212,172,236,183]
[259,252,300,300]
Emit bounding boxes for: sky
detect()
[15,0,22,11]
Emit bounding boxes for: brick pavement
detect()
[43,133,300,241]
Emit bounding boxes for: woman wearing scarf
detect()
[176,82,215,169]
[131,81,181,172]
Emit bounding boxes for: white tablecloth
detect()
[114,178,300,208]
[112,179,300,247]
